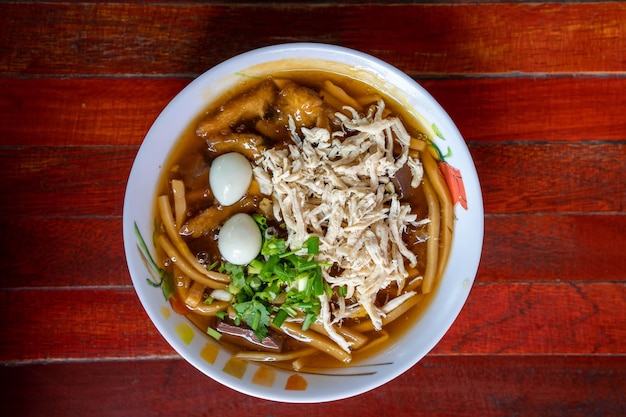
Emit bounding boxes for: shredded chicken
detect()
[254,101,426,351]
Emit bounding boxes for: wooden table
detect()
[1,1,625,415]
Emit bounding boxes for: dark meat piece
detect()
[217,320,284,352]
[391,163,422,202]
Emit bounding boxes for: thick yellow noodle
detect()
[278,321,352,364]
[420,176,440,294]
[158,195,230,284]
[234,348,318,363]
[421,150,454,293]
[156,234,227,290]
[351,293,424,333]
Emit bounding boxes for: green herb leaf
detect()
[216,218,329,342]
[234,300,271,340]
[252,214,268,231]
[306,236,319,255]
[432,123,445,140]
[207,327,222,340]
[262,236,287,256]
[272,309,289,327]
[339,285,348,297]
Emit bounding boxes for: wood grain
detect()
[1,213,625,289]
[436,282,626,355]
[1,283,624,362]
[0,78,190,147]
[0,288,175,362]
[0,218,126,288]
[1,3,625,76]
[423,78,626,143]
[481,213,626,283]
[0,146,134,217]
[2,356,624,417]
[470,143,626,214]
[1,143,622,218]
[2,77,626,147]
[1,1,625,414]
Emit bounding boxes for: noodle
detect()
[351,293,424,333]
[320,80,363,111]
[184,280,206,308]
[419,177,440,294]
[234,348,317,362]
[308,322,368,350]
[191,300,230,316]
[421,150,454,293]
[279,321,352,363]
[156,234,227,290]
[158,195,230,283]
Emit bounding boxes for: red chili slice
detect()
[438,161,468,210]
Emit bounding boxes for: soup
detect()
[152,70,453,371]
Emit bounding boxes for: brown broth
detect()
[154,70,437,369]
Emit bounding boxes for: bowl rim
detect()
[123,42,484,403]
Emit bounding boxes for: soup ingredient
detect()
[218,213,262,265]
[216,321,284,351]
[217,232,328,343]
[157,194,230,287]
[209,152,253,206]
[196,79,277,138]
[154,75,454,368]
[254,100,427,349]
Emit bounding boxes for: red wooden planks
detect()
[470,143,626,214]
[1,283,624,362]
[423,77,626,143]
[2,77,626,147]
[437,282,626,355]
[0,78,190,147]
[2,356,624,416]
[0,288,175,362]
[1,1,624,414]
[2,214,625,289]
[1,3,625,76]
[0,218,127,288]
[1,143,622,218]
[0,146,134,217]
[482,213,626,283]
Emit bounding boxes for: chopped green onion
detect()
[297,261,319,272]
[207,327,222,341]
[272,309,288,327]
[205,260,219,270]
[262,236,286,256]
[252,214,267,230]
[252,310,261,331]
[261,255,280,277]
[295,276,308,292]
[216,216,331,342]
[248,259,264,275]
[306,236,319,254]
[302,312,316,331]
[339,285,348,297]
[312,270,324,297]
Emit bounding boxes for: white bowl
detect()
[123,43,483,403]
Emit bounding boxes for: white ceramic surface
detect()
[123,43,483,403]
